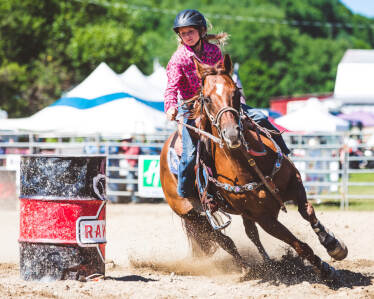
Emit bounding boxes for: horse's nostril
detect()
[222,129,227,135]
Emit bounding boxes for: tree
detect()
[1,0,373,117]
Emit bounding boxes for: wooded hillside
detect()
[1,0,373,117]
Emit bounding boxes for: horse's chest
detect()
[244,190,280,217]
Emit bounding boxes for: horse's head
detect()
[193,54,242,149]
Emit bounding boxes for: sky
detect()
[340,0,374,18]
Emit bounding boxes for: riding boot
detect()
[270,132,291,156]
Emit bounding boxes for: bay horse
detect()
[159,54,347,280]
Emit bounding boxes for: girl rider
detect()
[164,9,289,199]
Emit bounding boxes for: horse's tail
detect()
[181,210,219,257]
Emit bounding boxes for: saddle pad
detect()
[167,147,180,175]
[167,132,182,175]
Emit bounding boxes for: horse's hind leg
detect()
[257,216,338,280]
[242,217,270,262]
[289,172,348,261]
[305,202,348,261]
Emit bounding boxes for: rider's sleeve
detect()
[164,60,182,113]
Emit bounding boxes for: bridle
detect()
[178,73,267,156]
[196,75,269,157]
[198,78,244,141]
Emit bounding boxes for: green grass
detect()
[348,173,374,195]
[287,199,374,211]
[349,173,374,182]
[311,173,374,211]
[313,199,374,211]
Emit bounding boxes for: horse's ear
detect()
[215,54,233,75]
[193,57,204,79]
[223,54,233,75]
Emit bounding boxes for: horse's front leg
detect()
[290,173,348,261]
[256,216,338,280]
[242,216,270,262]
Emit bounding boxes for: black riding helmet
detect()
[173,9,207,33]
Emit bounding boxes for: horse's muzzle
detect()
[222,125,241,149]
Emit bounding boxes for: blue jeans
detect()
[177,104,198,198]
[177,103,290,198]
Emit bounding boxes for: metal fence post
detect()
[28,133,34,154]
[340,135,350,210]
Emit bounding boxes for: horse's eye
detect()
[204,97,211,103]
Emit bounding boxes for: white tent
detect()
[119,64,165,101]
[66,62,124,98]
[0,62,172,135]
[367,134,374,147]
[334,49,374,100]
[274,98,349,132]
[0,100,169,135]
[37,99,169,135]
[0,109,7,119]
[147,64,167,96]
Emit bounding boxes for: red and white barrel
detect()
[19,156,107,281]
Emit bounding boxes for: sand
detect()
[0,203,373,298]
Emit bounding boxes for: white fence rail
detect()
[0,131,373,208]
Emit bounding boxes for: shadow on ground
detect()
[240,250,373,290]
[105,275,158,282]
[127,247,373,290]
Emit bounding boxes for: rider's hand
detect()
[166,107,178,121]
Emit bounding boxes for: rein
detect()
[176,120,223,147]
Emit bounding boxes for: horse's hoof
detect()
[319,261,339,281]
[328,237,348,261]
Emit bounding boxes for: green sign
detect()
[138,155,164,198]
[142,158,161,187]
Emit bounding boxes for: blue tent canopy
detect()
[51,92,164,112]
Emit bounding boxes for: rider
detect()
[164,9,290,199]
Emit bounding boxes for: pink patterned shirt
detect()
[164,41,222,112]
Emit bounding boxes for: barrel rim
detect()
[19,196,104,201]
[21,154,107,158]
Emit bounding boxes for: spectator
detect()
[119,137,140,203]
[0,137,5,166]
[107,146,121,203]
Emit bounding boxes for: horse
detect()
[159,54,347,280]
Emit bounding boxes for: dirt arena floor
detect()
[1,203,374,298]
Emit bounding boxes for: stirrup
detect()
[205,208,232,231]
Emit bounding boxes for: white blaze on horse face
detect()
[215,83,224,97]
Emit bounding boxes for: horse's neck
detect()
[210,126,278,183]
[208,126,253,183]
[245,128,277,153]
